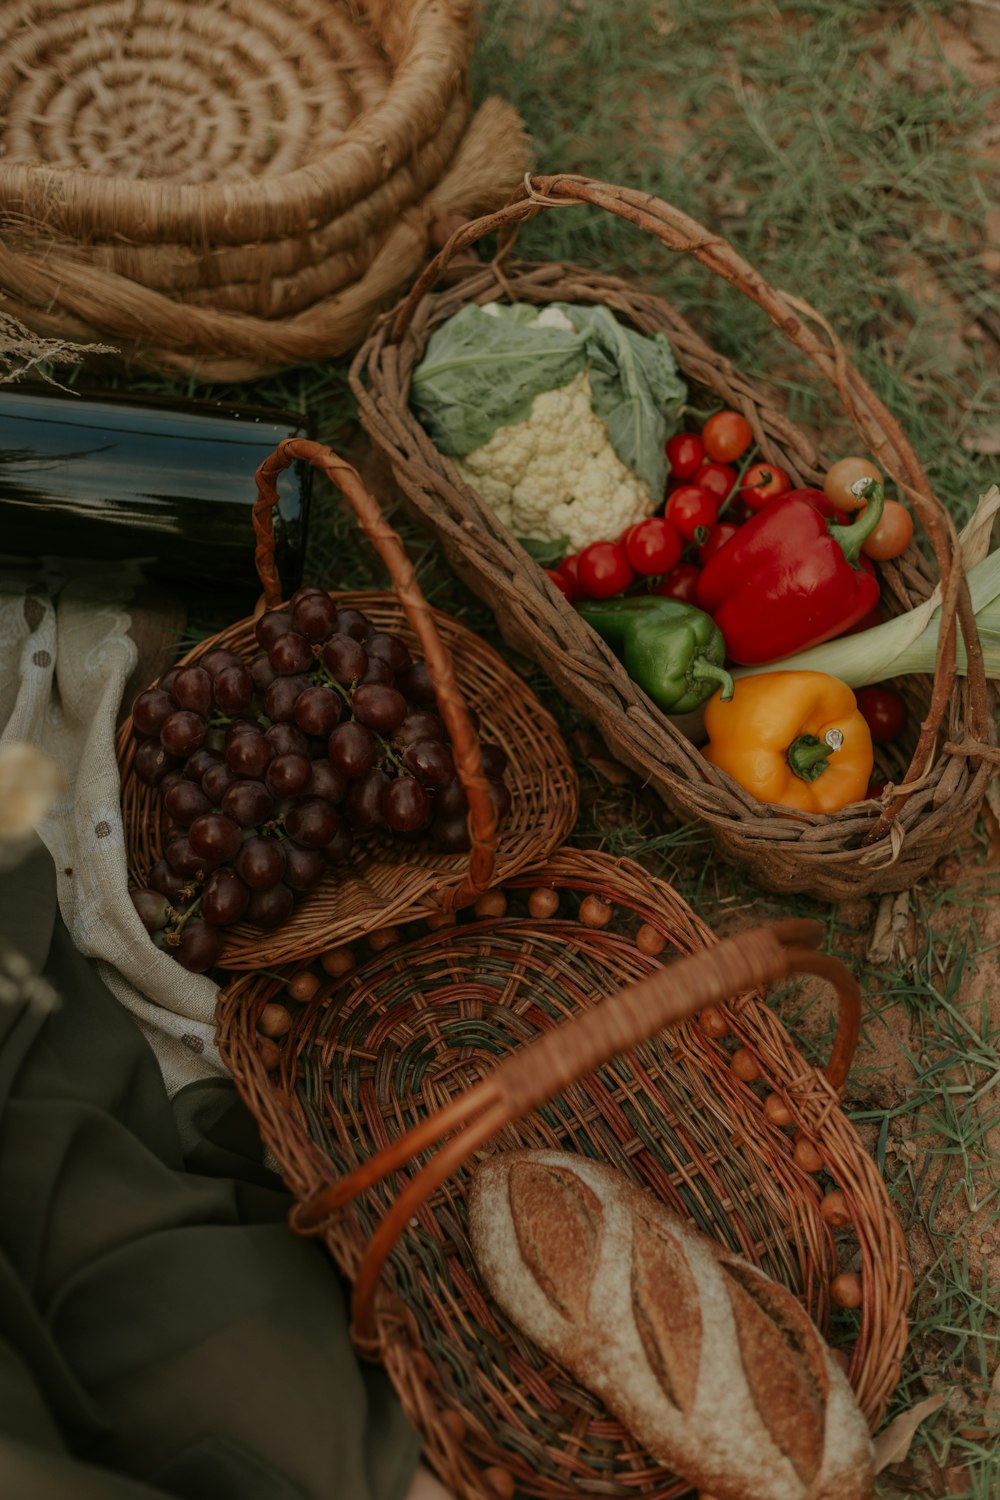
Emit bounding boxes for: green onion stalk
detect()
[733,487,1000,689]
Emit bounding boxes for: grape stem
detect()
[172,895,203,932]
[313,655,404,774]
[313,659,354,705]
[379,739,405,773]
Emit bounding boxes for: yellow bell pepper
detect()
[702,671,873,813]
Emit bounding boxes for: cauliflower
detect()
[451,304,657,553]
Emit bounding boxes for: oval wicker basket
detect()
[352,175,997,902]
[217,848,911,1500]
[0,1,530,380]
[117,440,578,967]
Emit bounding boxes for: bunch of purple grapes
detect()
[126,587,511,973]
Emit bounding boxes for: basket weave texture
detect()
[0,0,531,380]
[217,848,911,1500]
[352,175,997,902]
[117,440,578,967]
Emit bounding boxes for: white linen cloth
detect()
[0,569,225,1094]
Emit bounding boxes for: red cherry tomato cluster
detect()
[545,411,914,749]
[553,408,786,607]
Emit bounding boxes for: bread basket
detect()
[351,174,996,901]
[216,847,911,1499]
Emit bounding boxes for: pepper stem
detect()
[829,479,885,564]
[787,734,833,782]
[690,658,735,701]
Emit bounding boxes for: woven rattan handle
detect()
[254,439,497,906]
[291,916,861,1343]
[389,174,993,796]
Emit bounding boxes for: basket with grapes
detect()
[117,441,578,971]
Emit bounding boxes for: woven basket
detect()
[117,439,578,967]
[216,848,910,1500]
[0,1,530,381]
[352,175,997,903]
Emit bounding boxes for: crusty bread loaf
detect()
[468,1149,874,1500]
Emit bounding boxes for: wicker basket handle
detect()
[253,439,498,907]
[290,915,862,1344]
[388,174,993,787]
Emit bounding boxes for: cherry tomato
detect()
[576,540,636,600]
[625,516,684,577]
[739,461,792,511]
[861,500,913,561]
[702,409,753,463]
[666,485,719,544]
[654,563,701,604]
[559,552,583,596]
[546,567,579,602]
[664,432,704,480]
[856,686,906,743]
[692,461,738,505]
[698,521,741,567]
[823,455,883,512]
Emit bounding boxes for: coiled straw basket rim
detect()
[0,2,533,377]
[117,440,577,967]
[0,0,475,242]
[351,173,997,900]
[217,847,910,1500]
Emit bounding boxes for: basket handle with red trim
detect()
[384,174,993,814]
[253,439,498,908]
[289,915,861,1343]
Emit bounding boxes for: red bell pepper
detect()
[695,485,884,665]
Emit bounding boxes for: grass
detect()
[473,6,1000,1490]
[89,0,1000,1492]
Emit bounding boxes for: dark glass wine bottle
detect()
[0,386,312,605]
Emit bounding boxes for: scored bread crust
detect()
[468,1148,874,1500]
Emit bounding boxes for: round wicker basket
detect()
[0,1,530,380]
[117,440,578,967]
[217,848,911,1500]
[352,175,997,902]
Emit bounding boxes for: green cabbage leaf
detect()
[410,301,686,498]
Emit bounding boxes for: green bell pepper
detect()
[576,595,734,714]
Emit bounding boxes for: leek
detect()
[733,486,1000,688]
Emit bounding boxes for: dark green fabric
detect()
[0,843,421,1500]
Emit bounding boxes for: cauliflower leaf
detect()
[411,299,688,550]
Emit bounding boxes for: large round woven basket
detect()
[117,440,578,967]
[216,849,910,1500]
[352,175,997,902]
[0,0,530,381]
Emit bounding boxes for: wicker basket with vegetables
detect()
[352,176,997,900]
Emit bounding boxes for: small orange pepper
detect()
[702,671,873,813]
